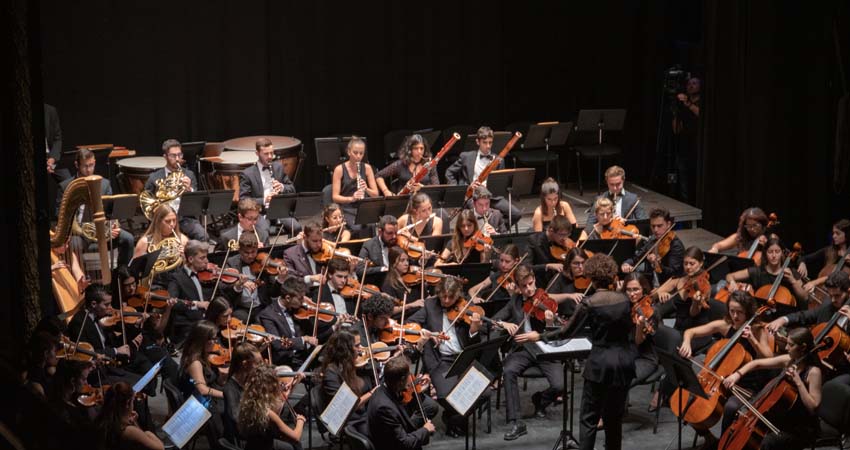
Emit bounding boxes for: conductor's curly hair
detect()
[583,254,618,286]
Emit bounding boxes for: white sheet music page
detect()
[445,365,490,416]
[320,381,359,436]
[161,396,212,449]
[535,337,592,354]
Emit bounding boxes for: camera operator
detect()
[672,76,701,203]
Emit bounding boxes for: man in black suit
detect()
[283,222,326,289]
[166,240,212,345]
[584,165,647,233]
[144,139,207,241]
[491,264,563,441]
[528,215,575,283]
[407,277,483,436]
[357,215,397,281]
[367,355,435,450]
[469,186,509,234]
[445,126,521,228]
[620,208,684,285]
[44,103,71,181]
[56,149,135,267]
[256,276,318,366]
[225,233,279,323]
[217,198,269,251]
[239,137,300,235]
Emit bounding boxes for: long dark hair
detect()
[180,320,218,372]
[387,246,409,292]
[204,296,232,326]
[320,330,363,395]
[787,327,820,367]
[448,209,479,261]
[725,290,757,325]
[97,382,135,449]
[620,272,650,296]
[826,219,850,265]
[735,207,768,250]
[564,248,590,280]
[539,177,563,217]
[759,238,783,269]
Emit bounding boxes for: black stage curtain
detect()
[699,0,850,250]
[39,1,679,191]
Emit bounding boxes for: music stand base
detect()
[552,358,579,450]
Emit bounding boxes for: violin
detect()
[310,240,337,263]
[250,252,288,277]
[523,288,561,323]
[354,342,398,368]
[57,336,115,364]
[98,305,147,328]
[497,272,515,287]
[549,240,577,261]
[396,234,437,260]
[377,318,450,344]
[292,299,341,323]
[652,232,676,273]
[445,297,497,327]
[631,295,656,335]
[738,212,779,266]
[340,278,393,302]
[220,317,290,346]
[463,229,494,253]
[596,217,642,240]
[573,276,591,291]
[401,375,430,405]
[126,286,192,310]
[208,343,231,367]
[77,383,108,407]
[198,263,248,284]
[670,305,771,431]
[682,270,711,309]
[402,266,467,286]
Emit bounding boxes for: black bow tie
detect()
[190,271,198,278]
[479,153,494,160]
[263,165,273,172]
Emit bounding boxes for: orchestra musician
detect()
[322,204,351,242]
[555,248,593,316]
[144,139,207,241]
[621,273,661,412]
[96,382,165,450]
[492,264,562,441]
[469,243,520,304]
[357,215,397,278]
[583,165,647,232]
[331,137,379,230]
[724,237,809,313]
[436,209,491,265]
[56,148,134,267]
[238,364,306,450]
[132,204,188,261]
[367,355,436,450]
[708,206,772,254]
[516,254,637,450]
[445,126,521,228]
[217,198,270,251]
[469,186,508,234]
[256,277,319,367]
[397,193,443,239]
[528,215,575,283]
[407,277,483,437]
[222,342,263,444]
[621,208,684,285]
[313,258,356,321]
[178,321,225,444]
[382,246,426,317]
[282,222,325,289]
[531,177,578,232]
[797,218,850,291]
[376,133,439,196]
[238,137,299,235]
[226,233,278,323]
[166,240,212,345]
[721,327,823,450]
[320,329,376,437]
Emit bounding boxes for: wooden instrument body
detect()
[717,378,798,450]
[51,251,83,315]
[812,321,850,369]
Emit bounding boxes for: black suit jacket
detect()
[472,207,509,234]
[283,243,318,279]
[445,151,505,185]
[407,297,480,373]
[55,175,111,217]
[623,235,685,284]
[256,301,310,366]
[217,225,270,251]
[357,236,389,277]
[239,162,295,206]
[143,167,199,194]
[67,309,119,358]
[45,104,63,161]
[167,268,210,341]
[584,190,647,231]
[493,294,548,334]
[367,385,430,450]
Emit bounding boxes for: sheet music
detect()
[161,396,212,449]
[446,365,490,416]
[320,381,359,436]
[132,357,164,393]
[535,337,592,354]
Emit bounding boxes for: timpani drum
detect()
[223,135,304,182]
[116,156,165,194]
[200,151,258,202]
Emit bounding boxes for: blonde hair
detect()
[144,204,184,244]
[238,364,280,435]
[594,197,614,214]
[604,165,625,179]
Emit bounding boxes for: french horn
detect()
[140,167,187,219]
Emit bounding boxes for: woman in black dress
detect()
[178,321,225,440]
[621,273,661,410]
[381,246,425,318]
[331,137,379,229]
[517,253,637,450]
[725,237,809,315]
[238,364,305,450]
[397,193,443,239]
[376,133,439,196]
[319,329,375,437]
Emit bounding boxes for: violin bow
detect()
[255,216,291,276]
[361,316,381,386]
[632,223,677,270]
[484,253,529,303]
[352,260,369,318]
[313,223,346,337]
[408,373,428,421]
[212,237,237,301]
[116,276,128,347]
[72,306,91,358]
[397,293,408,347]
[419,251,426,304]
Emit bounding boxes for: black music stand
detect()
[575,109,627,193]
[180,141,205,178]
[267,192,323,235]
[487,168,535,232]
[462,131,512,153]
[128,249,162,282]
[625,218,651,239]
[656,347,708,450]
[438,263,492,290]
[354,197,409,228]
[104,195,139,222]
[703,252,755,284]
[578,239,636,265]
[523,123,557,178]
[419,185,467,232]
[178,190,234,239]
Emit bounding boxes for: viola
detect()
[596,217,642,240]
[402,266,467,286]
[126,285,192,309]
[354,342,398,368]
[98,305,147,328]
[463,229,494,253]
[446,297,497,327]
[549,240,577,262]
[396,234,437,260]
[670,305,772,431]
[377,318,450,344]
[208,343,231,367]
[401,375,430,405]
[250,252,288,277]
[198,263,247,284]
[631,295,656,335]
[292,299,341,323]
[522,288,560,323]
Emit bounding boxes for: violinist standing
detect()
[407,277,483,437]
[166,240,212,346]
[583,165,647,232]
[283,223,325,289]
[256,277,319,367]
[722,327,823,450]
[621,208,684,285]
[517,254,637,450]
[445,126,521,228]
[493,264,562,441]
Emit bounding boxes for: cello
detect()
[669,305,772,430]
[810,294,850,371]
[752,249,798,308]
